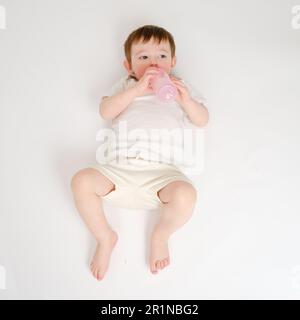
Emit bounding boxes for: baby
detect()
[71,25,209,280]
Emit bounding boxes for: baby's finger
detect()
[172,80,186,88]
[172,77,183,82]
[170,76,182,82]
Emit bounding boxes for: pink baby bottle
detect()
[150,68,178,102]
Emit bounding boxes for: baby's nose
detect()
[150,61,159,67]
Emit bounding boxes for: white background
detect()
[0,0,300,299]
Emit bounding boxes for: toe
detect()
[97,270,103,281]
[150,261,158,274]
[91,266,95,275]
[156,260,161,270]
[151,267,158,274]
[93,269,98,279]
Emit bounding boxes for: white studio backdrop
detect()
[0,0,300,299]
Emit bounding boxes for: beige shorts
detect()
[88,157,194,211]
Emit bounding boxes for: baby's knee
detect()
[173,182,197,205]
[70,168,95,193]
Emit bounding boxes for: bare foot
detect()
[149,233,170,274]
[90,230,118,281]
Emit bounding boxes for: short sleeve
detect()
[101,76,128,100]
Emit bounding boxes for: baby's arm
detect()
[99,87,138,120]
[181,98,209,127]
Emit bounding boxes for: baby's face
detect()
[124,37,176,80]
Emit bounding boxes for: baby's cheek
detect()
[136,69,145,79]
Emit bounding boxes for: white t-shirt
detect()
[97,75,207,172]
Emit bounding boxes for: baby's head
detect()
[123,25,177,80]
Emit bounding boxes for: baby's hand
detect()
[132,67,161,97]
[169,75,192,105]
[169,74,181,81]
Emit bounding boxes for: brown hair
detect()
[124,25,176,68]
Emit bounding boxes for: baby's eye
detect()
[139,55,167,60]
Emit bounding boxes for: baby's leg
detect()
[150,181,197,274]
[71,168,118,281]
